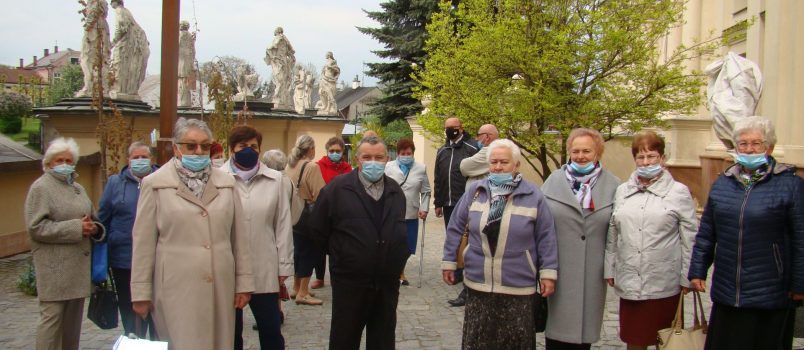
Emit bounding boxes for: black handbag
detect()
[87,270,118,330]
[293,161,316,238]
[533,292,548,333]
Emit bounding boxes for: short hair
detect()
[210,142,223,157]
[227,125,262,150]
[396,138,415,153]
[42,137,79,170]
[173,117,213,144]
[486,139,522,163]
[324,136,345,151]
[289,134,315,167]
[566,128,605,157]
[262,149,288,171]
[732,116,776,147]
[355,136,387,158]
[127,141,151,157]
[631,130,666,157]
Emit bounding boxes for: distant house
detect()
[334,78,381,121]
[21,46,81,83]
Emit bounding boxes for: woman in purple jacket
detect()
[442,139,559,349]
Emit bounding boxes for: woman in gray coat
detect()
[25,137,105,350]
[541,128,620,350]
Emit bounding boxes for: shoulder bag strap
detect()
[462,188,483,235]
[399,167,412,187]
[296,161,310,189]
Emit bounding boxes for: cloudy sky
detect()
[0,0,389,85]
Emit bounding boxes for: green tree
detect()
[47,64,84,105]
[0,91,33,134]
[416,0,727,180]
[358,0,447,124]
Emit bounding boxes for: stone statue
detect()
[264,27,296,110]
[234,65,259,101]
[293,68,307,114]
[317,51,340,116]
[76,0,112,98]
[109,0,150,101]
[304,71,314,109]
[705,52,763,150]
[177,20,196,107]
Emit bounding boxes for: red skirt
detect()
[619,294,679,346]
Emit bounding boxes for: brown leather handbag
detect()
[455,189,481,269]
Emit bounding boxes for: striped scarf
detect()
[487,173,523,226]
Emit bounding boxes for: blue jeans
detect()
[405,219,419,255]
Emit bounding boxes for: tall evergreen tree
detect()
[358,0,444,124]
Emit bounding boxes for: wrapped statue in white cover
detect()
[705,52,763,150]
[76,0,112,98]
[109,0,150,101]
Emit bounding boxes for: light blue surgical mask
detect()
[477,141,484,150]
[130,158,152,177]
[488,172,513,186]
[636,164,663,179]
[735,153,768,170]
[569,161,595,175]
[361,161,386,182]
[397,155,414,166]
[52,164,75,176]
[328,152,342,163]
[181,154,210,172]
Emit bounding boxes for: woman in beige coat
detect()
[25,137,105,350]
[130,118,254,350]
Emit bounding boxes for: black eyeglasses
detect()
[176,143,212,152]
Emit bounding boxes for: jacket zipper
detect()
[772,243,783,278]
[736,184,754,307]
[448,148,454,206]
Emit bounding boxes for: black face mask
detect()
[445,127,461,140]
[234,147,259,169]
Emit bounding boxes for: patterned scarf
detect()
[564,164,602,210]
[737,162,770,187]
[174,158,210,198]
[487,173,523,226]
[635,171,663,192]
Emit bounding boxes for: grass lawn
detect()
[7,117,40,142]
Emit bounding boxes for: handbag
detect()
[455,189,481,269]
[292,161,316,238]
[657,291,708,349]
[87,270,119,330]
[113,317,167,349]
[534,291,548,333]
[91,241,109,284]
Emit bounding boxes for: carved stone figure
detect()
[177,20,196,107]
[234,65,259,101]
[293,68,306,114]
[317,51,340,116]
[109,0,150,101]
[705,52,764,150]
[304,72,314,109]
[264,27,296,110]
[76,0,112,98]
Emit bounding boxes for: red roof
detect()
[0,67,47,84]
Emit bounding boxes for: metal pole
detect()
[157,0,180,165]
[417,218,426,288]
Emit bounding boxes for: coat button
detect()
[205,275,213,283]
[84,252,90,256]
[201,211,208,217]
[204,244,210,249]
[581,236,586,240]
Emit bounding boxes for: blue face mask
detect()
[328,152,342,163]
[361,161,386,182]
[234,147,259,169]
[735,153,768,170]
[636,163,663,179]
[52,164,75,176]
[181,154,210,172]
[488,172,513,186]
[397,155,414,166]
[477,141,484,150]
[130,158,152,176]
[569,161,595,175]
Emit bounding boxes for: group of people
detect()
[23,113,802,350]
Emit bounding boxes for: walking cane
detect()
[418,218,426,288]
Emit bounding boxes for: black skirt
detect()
[463,288,536,350]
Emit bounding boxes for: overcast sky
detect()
[0,0,388,85]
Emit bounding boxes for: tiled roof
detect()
[0,133,41,164]
[335,86,379,111]
[0,67,46,84]
[26,49,79,68]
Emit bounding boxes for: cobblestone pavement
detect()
[2,216,803,349]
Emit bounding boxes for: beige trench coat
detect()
[131,159,254,350]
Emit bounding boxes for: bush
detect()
[0,91,32,135]
[17,259,37,296]
[0,115,22,133]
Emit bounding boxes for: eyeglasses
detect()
[736,141,766,151]
[635,154,661,162]
[176,142,212,152]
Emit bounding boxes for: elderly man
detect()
[460,124,499,189]
[311,136,410,350]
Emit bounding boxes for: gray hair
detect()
[127,141,151,157]
[733,116,777,147]
[173,117,213,144]
[289,135,315,167]
[486,139,522,164]
[355,136,387,158]
[42,137,79,170]
[262,149,288,171]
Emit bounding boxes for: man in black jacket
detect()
[311,136,409,350]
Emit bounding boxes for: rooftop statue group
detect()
[77,3,340,115]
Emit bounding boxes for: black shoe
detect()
[252,324,259,330]
[400,279,410,286]
[448,288,467,307]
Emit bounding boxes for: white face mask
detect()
[211,158,225,168]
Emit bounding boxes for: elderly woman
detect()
[541,128,620,350]
[25,137,105,350]
[97,141,158,337]
[442,139,558,349]
[130,117,254,350]
[223,126,292,350]
[689,116,804,350]
[286,134,327,305]
[385,138,431,285]
[604,131,697,350]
